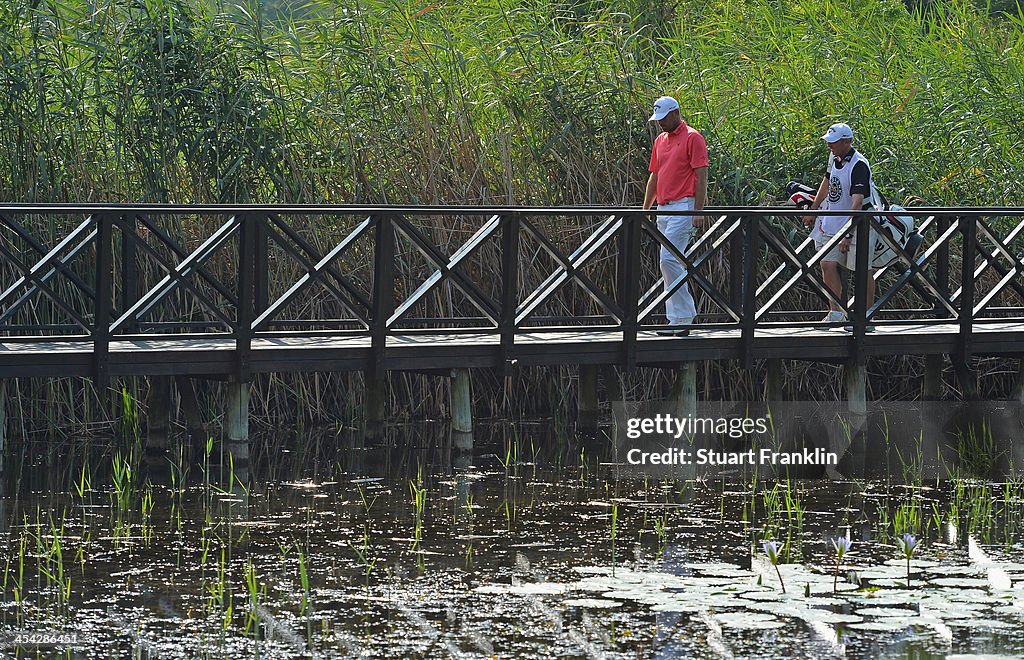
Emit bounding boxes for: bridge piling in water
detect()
[844,360,867,417]
[765,359,784,402]
[0,380,6,474]
[953,361,980,401]
[145,376,172,464]
[451,369,473,451]
[225,379,250,462]
[577,365,599,434]
[1012,359,1024,404]
[601,366,623,403]
[924,355,945,400]
[175,376,207,452]
[363,371,387,442]
[671,362,698,419]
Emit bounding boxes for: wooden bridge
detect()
[1,203,1023,442]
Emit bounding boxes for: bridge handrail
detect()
[1,204,1022,380]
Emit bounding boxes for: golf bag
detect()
[785,181,922,269]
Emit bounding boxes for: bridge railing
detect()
[1,204,1023,371]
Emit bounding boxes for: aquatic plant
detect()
[762,540,785,594]
[120,386,140,441]
[831,535,852,593]
[409,472,427,552]
[141,483,155,543]
[896,533,918,587]
[762,483,782,525]
[610,503,618,576]
[653,514,668,559]
[351,483,379,580]
[894,500,923,538]
[244,559,264,657]
[203,436,215,487]
[74,462,92,501]
[497,428,520,472]
[957,420,1000,478]
[783,479,805,560]
[296,547,313,647]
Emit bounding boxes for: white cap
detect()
[822,123,854,143]
[649,96,680,121]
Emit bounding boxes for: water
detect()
[1,422,1023,659]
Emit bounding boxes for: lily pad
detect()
[847,619,918,632]
[473,583,565,595]
[715,612,785,629]
[740,590,790,601]
[883,559,940,568]
[846,593,916,607]
[945,618,1017,630]
[563,598,621,609]
[868,578,915,588]
[929,577,993,588]
[650,602,704,613]
[798,611,864,625]
[938,588,1005,604]
[856,566,913,580]
[856,606,919,618]
[924,565,986,576]
[684,562,753,576]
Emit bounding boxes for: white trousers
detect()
[656,198,697,325]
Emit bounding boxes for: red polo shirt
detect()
[648,121,709,204]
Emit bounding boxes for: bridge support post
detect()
[0,380,6,475]
[225,379,250,463]
[839,360,869,478]
[923,355,944,400]
[601,366,624,439]
[145,377,172,466]
[765,359,784,402]
[1009,358,1024,403]
[363,372,386,442]
[671,362,698,419]
[578,365,599,435]
[953,360,980,401]
[601,366,622,403]
[175,376,207,454]
[451,369,473,452]
[844,361,867,417]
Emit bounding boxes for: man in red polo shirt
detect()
[642,96,709,337]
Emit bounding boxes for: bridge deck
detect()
[3,321,1022,378]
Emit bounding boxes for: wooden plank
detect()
[1,321,1023,378]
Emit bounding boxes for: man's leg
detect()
[846,239,877,324]
[820,260,844,315]
[659,216,696,325]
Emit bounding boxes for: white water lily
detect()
[831,535,853,593]
[762,540,786,594]
[896,533,919,587]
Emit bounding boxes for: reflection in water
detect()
[0,420,1021,658]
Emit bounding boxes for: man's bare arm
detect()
[693,166,708,228]
[643,172,658,211]
[839,193,866,252]
[803,175,829,226]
